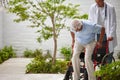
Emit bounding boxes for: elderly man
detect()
[89,0,117,63]
[70,19,105,80]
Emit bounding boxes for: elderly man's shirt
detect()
[71,20,102,45]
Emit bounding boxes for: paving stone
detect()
[0,58,65,80]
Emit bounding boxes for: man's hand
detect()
[108,37,113,41]
[96,42,102,48]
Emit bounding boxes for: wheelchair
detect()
[63,40,115,80]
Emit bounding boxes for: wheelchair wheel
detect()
[83,68,88,80]
[96,53,115,80]
[69,72,73,80]
[101,53,115,65]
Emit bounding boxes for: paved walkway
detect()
[0,58,65,80]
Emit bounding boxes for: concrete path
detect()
[0,58,65,80]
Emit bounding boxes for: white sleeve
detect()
[109,7,117,37]
[94,24,102,33]
[88,5,94,21]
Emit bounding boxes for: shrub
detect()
[25,48,67,73]
[24,49,43,58]
[26,57,67,73]
[95,61,120,80]
[26,53,67,73]
[117,52,120,60]
[60,46,72,61]
[24,49,33,58]
[32,49,43,57]
[0,56,3,63]
[51,60,67,73]
[0,46,16,64]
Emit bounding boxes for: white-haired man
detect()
[89,0,117,63]
[70,19,105,80]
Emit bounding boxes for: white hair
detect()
[71,19,82,31]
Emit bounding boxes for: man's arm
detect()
[98,27,105,47]
[70,31,75,54]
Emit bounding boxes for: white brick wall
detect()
[0,10,3,49]
[0,0,120,57]
[2,11,40,56]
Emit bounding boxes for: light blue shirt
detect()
[71,20,102,45]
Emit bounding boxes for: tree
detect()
[7,0,88,64]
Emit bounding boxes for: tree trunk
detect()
[51,15,57,64]
[52,37,57,64]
